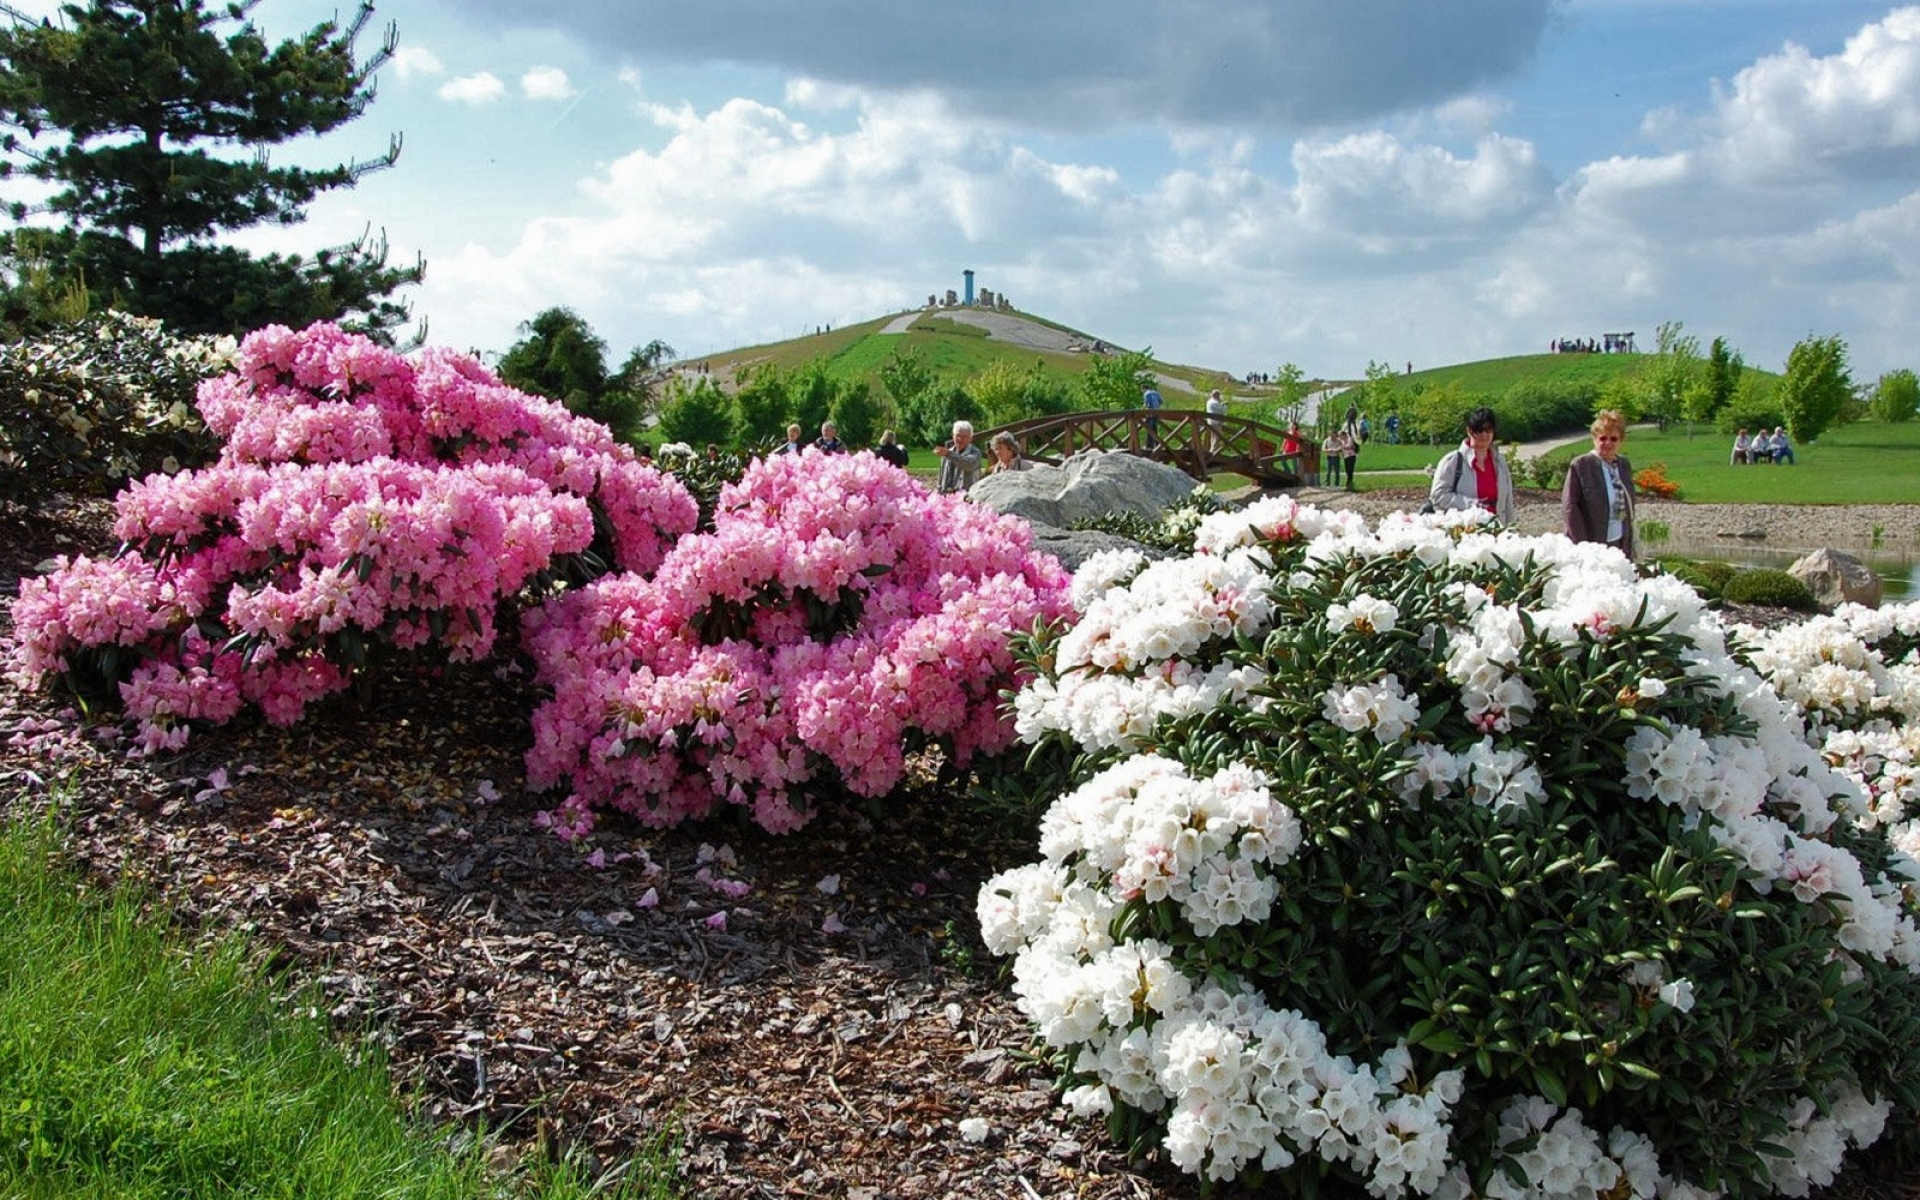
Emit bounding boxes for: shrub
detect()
[1068,488,1231,553]
[0,311,231,506]
[520,450,1073,837]
[1722,568,1820,613]
[6,323,696,752]
[980,498,1920,1196]
[1658,557,1735,601]
[1633,462,1681,499]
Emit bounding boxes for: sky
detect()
[7,0,1920,383]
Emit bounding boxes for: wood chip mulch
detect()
[0,498,1913,1200]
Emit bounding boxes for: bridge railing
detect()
[985,410,1318,485]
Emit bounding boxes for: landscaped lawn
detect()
[1538,420,1920,504]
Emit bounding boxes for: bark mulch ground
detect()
[0,498,1912,1199]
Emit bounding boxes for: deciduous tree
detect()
[0,0,421,338]
[1779,334,1852,445]
[1869,368,1918,424]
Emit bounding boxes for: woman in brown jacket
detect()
[1562,410,1636,557]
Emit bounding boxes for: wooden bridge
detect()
[982,409,1319,486]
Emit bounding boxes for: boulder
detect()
[968,450,1201,528]
[1788,548,1883,610]
[1025,524,1164,574]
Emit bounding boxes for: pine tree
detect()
[0,0,421,339]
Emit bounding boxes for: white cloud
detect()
[1705,7,1920,183]
[521,66,578,101]
[392,47,445,79]
[438,72,508,105]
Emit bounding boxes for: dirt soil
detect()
[0,498,1911,1200]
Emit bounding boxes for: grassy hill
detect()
[1399,352,1653,394]
[695,308,1281,406]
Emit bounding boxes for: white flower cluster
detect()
[986,506,1920,1195]
[1014,550,1274,751]
[1740,603,1920,845]
[979,755,1458,1191]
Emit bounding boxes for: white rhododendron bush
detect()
[979,497,1920,1199]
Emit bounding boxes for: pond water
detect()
[1645,536,1919,603]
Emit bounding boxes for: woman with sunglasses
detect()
[1563,410,1637,557]
[1427,406,1514,523]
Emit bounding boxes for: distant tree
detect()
[1718,371,1784,435]
[1399,381,1473,445]
[1869,368,1919,424]
[497,307,622,427]
[1269,362,1310,427]
[655,375,734,449]
[1361,359,1399,421]
[878,345,937,415]
[609,338,677,424]
[970,360,1029,428]
[902,382,980,450]
[1778,334,1852,444]
[731,363,791,449]
[0,0,422,339]
[1642,320,1704,430]
[788,360,836,439]
[1019,364,1075,420]
[1698,336,1742,423]
[829,378,881,448]
[1079,348,1155,411]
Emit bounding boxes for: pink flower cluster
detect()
[8,323,696,752]
[522,451,1073,836]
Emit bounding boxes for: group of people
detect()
[1429,407,1639,557]
[1731,427,1796,466]
[932,421,1030,493]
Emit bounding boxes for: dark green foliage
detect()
[1702,337,1741,422]
[1657,557,1736,601]
[829,377,882,448]
[655,375,735,450]
[731,363,793,449]
[877,345,937,414]
[658,445,746,532]
[0,312,225,506]
[498,307,611,411]
[1068,491,1230,554]
[1722,568,1820,612]
[1717,372,1785,436]
[901,382,980,451]
[0,1,421,339]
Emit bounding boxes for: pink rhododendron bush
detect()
[521,450,1073,836]
[6,323,696,751]
[979,496,1920,1198]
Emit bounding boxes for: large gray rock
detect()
[968,450,1201,528]
[1789,548,1883,610]
[1025,524,1164,574]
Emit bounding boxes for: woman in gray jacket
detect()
[1427,407,1515,524]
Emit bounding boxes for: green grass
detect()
[0,806,679,1200]
[1402,352,1662,395]
[1537,420,1920,504]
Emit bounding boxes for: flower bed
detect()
[7,324,696,751]
[982,496,1920,1197]
[521,450,1074,836]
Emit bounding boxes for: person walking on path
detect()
[1427,406,1514,523]
[934,420,984,493]
[1563,410,1637,557]
[1142,384,1163,449]
[1205,388,1227,451]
